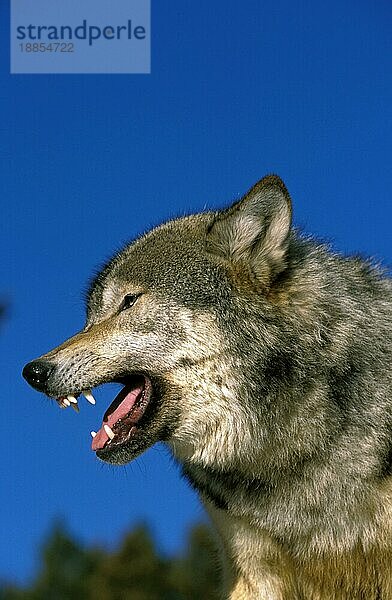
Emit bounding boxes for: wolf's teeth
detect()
[67,395,77,403]
[83,390,96,405]
[104,424,115,440]
[90,431,97,438]
[63,398,71,407]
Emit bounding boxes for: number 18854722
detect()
[19,43,74,52]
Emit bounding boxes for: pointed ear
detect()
[207,175,292,282]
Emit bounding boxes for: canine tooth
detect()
[84,390,96,405]
[104,424,115,440]
[67,395,77,403]
[63,398,71,407]
[71,403,80,413]
[90,431,97,438]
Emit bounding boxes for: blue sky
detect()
[1,0,392,585]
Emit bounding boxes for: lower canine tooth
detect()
[90,431,97,438]
[71,403,80,413]
[104,424,115,440]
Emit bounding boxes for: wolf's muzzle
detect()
[22,359,55,393]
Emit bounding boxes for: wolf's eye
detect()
[120,294,140,312]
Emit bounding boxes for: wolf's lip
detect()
[55,375,153,453]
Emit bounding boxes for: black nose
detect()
[22,360,55,392]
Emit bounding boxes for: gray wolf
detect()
[23,175,392,599]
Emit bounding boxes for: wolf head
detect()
[23,175,293,466]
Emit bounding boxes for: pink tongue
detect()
[91,383,144,451]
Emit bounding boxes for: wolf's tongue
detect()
[91,380,144,452]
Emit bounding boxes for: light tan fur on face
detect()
[166,312,259,470]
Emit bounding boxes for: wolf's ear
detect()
[207,175,292,282]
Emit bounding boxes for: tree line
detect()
[0,521,221,599]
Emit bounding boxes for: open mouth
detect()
[56,375,153,455]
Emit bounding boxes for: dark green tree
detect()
[90,524,175,600]
[0,585,31,600]
[169,524,221,600]
[31,521,103,600]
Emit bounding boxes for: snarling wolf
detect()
[23,176,392,599]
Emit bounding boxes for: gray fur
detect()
[23,175,392,599]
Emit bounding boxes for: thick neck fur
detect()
[166,235,392,597]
